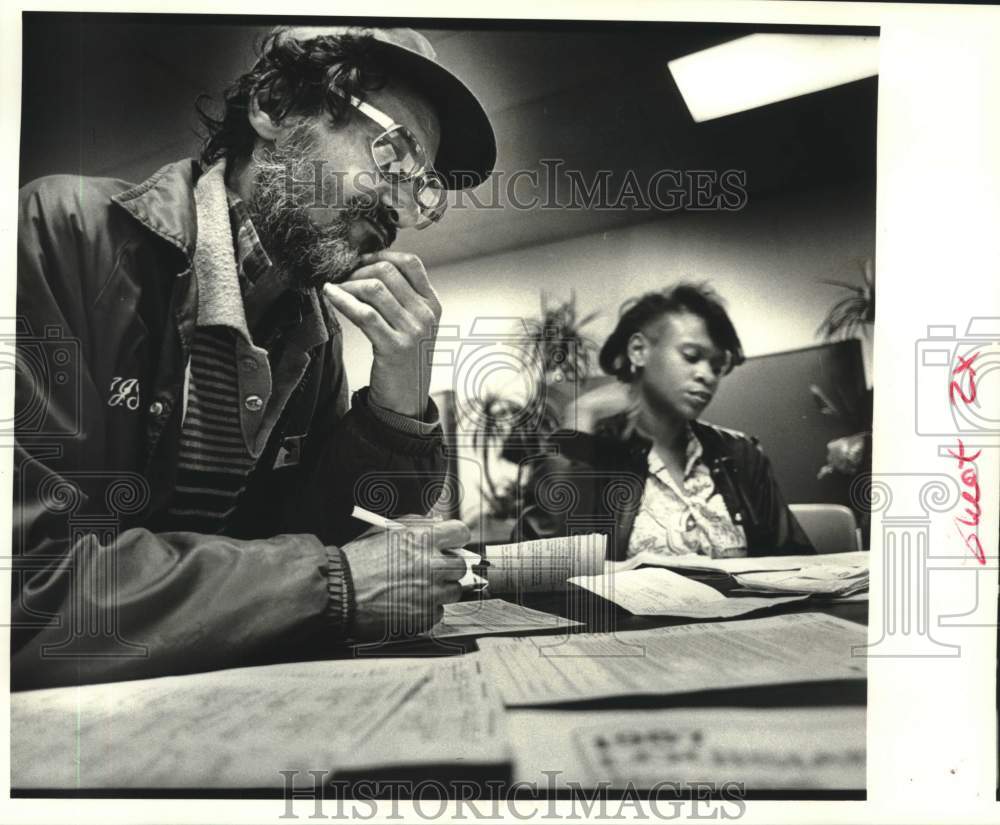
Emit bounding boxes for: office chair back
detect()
[789,503,862,554]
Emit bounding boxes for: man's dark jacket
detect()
[13,160,445,689]
[514,414,815,559]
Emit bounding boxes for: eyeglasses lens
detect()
[372,127,448,227]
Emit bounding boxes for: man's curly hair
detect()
[197,28,390,167]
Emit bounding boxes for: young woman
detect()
[515,283,814,559]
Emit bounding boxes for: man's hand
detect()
[340,516,470,642]
[324,251,441,419]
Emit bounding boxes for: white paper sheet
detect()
[11,655,507,788]
[485,533,606,592]
[506,706,865,790]
[477,612,867,705]
[631,550,870,576]
[427,598,582,638]
[568,566,809,617]
[733,565,868,595]
[348,654,511,770]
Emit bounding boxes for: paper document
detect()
[619,550,870,598]
[427,598,582,638]
[507,706,865,790]
[485,533,606,592]
[477,612,867,705]
[569,566,808,617]
[12,657,432,788]
[733,564,868,596]
[349,655,511,770]
[632,550,870,576]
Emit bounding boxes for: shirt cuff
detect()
[365,392,441,436]
[324,546,355,640]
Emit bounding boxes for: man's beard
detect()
[246,126,397,291]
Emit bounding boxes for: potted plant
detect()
[815,258,875,546]
[817,257,875,341]
[465,292,600,533]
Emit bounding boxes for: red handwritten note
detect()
[948,353,984,564]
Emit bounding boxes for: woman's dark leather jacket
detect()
[514,413,815,559]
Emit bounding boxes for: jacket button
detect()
[148,401,164,417]
[244,394,264,412]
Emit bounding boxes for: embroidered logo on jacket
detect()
[108,377,140,410]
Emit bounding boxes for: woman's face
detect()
[628,311,731,422]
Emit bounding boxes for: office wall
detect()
[341,177,876,395]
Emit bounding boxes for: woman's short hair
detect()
[197,28,389,168]
[598,282,745,382]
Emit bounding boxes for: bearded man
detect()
[12,26,496,689]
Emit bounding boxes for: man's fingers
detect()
[428,518,472,549]
[434,581,463,606]
[431,553,468,583]
[359,251,438,313]
[395,517,471,550]
[323,283,396,348]
[346,260,428,320]
[335,279,413,335]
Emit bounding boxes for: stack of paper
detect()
[733,561,869,597]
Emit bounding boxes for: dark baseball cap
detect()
[277,26,496,190]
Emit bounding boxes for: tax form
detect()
[347,655,511,770]
[568,566,808,617]
[485,533,606,592]
[477,612,867,705]
[507,706,865,790]
[11,655,509,788]
[12,657,430,788]
[634,550,870,576]
[428,598,582,638]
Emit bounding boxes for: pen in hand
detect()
[350,505,406,531]
[350,506,490,570]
